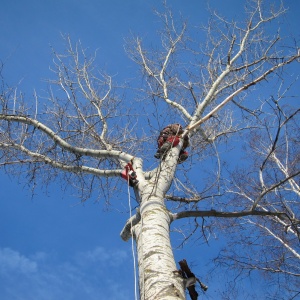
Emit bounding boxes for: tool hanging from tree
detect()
[120,162,139,187]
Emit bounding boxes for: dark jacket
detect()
[157,124,189,149]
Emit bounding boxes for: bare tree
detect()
[0,1,299,299]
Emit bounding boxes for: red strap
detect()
[121,163,135,181]
[167,136,180,147]
[121,169,128,180]
[126,162,134,171]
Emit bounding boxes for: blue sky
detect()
[1,1,300,299]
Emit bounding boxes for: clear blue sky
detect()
[0,1,299,299]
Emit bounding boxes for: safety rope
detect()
[140,211,145,300]
[127,176,138,300]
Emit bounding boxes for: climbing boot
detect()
[154,141,172,159]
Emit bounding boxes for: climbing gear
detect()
[154,141,172,159]
[121,162,139,187]
[178,151,188,164]
[154,135,181,158]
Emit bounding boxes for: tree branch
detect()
[186,53,300,134]
[0,141,122,177]
[171,209,288,222]
[0,114,134,162]
[252,169,300,210]
[120,209,141,241]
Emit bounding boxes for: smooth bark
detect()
[134,147,186,299]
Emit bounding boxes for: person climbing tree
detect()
[154,123,189,163]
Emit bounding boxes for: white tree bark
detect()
[135,202,184,299]
[133,146,186,299]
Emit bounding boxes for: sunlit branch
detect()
[252,169,300,210]
[120,209,141,241]
[0,141,123,177]
[136,23,192,120]
[226,182,299,238]
[186,53,300,134]
[0,114,134,162]
[53,39,113,150]
[247,219,300,260]
[189,3,293,130]
[272,153,300,198]
[137,39,156,78]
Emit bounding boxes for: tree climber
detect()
[154,123,189,163]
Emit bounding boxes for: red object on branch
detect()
[120,162,138,187]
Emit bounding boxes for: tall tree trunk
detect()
[134,147,186,299]
[135,200,185,299]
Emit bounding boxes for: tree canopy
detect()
[0,0,299,299]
